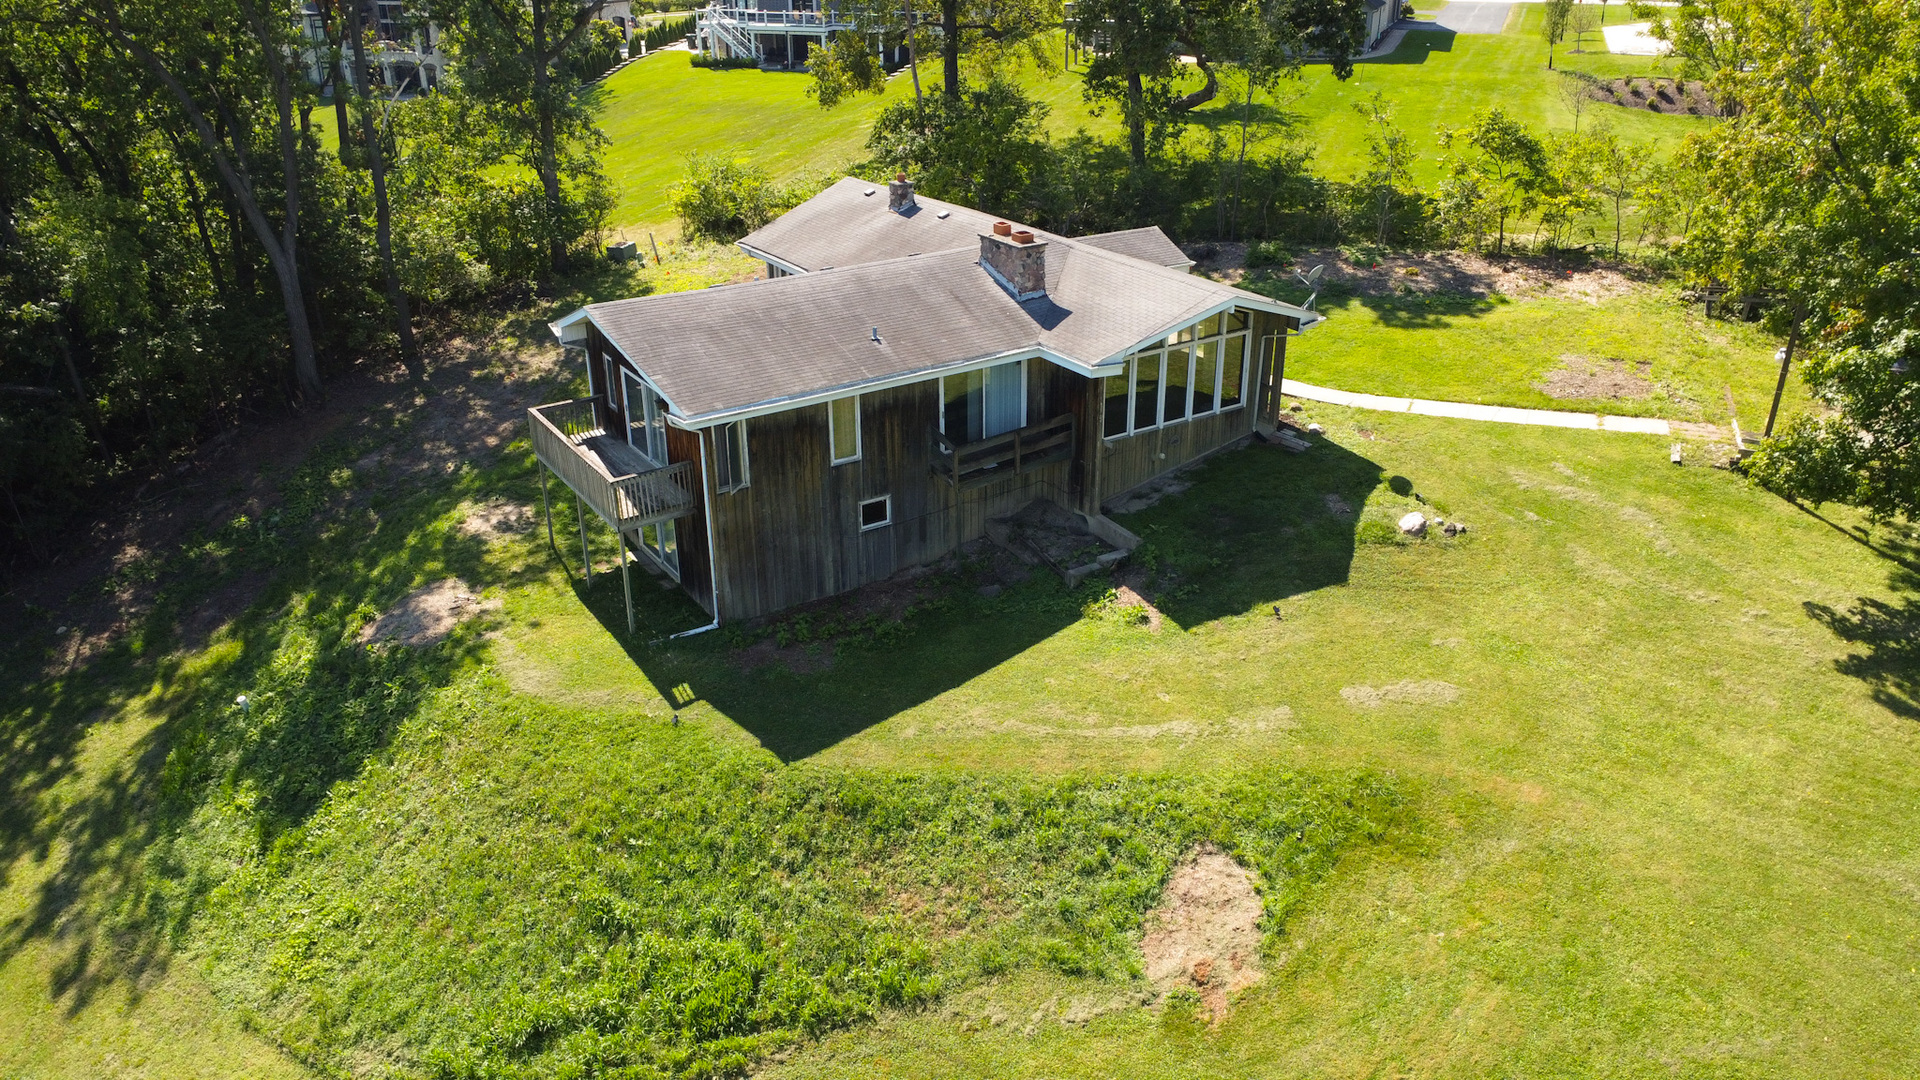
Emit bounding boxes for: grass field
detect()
[1250,274,1807,427]
[595,9,1706,233]
[3,258,1917,1076]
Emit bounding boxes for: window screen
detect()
[1221,335,1247,409]
[1104,364,1131,437]
[713,420,748,492]
[829,396,860,463]
[1193,340,1219,415]
[1132,353,1160,431]
[1162,346,1191,424]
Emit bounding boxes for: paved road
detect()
[1433,2,1514,34]
[1282,380,1673,435]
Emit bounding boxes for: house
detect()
[1364,0,1399,51]
[299,0,446,92]
[697,0,907,69]
[536,176,1317,631]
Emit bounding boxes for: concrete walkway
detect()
[1282,379,1673,435]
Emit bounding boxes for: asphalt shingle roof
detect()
[1073,226,1194,269]
[568,179,1312,423]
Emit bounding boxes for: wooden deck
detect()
[528,399,698,531]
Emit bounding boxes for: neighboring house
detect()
[537,176,1316,630]
[300,1,447,91]
[1364,0,1397,51]
[696,1,906,69]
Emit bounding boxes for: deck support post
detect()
[540,465,557,557]
[577,494,590,584]
[620,529,635,637]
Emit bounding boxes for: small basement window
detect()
[859,495,892,531]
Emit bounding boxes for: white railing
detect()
[529,400,698,531]
[705,5,859,31]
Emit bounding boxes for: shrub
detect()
[670,152,778,241]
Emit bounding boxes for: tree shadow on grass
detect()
[0,429,529,1016]
[1801,531,1920,722]
[1234,280,1503,332]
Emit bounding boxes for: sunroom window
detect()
[1105,310,1251,439]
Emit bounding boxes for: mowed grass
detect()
[3,268,1915,1077]
[1257,278,1809,426]
[595,12,1706,232]
[592,49,919,233]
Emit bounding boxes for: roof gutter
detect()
[735,242,809,277]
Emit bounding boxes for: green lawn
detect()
[1253,276,1809,427]
[3,269,1917,1075]
[591,49,921,234]
[594,13,1706,233]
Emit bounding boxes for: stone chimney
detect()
[979,221,1047,301]
[887,172,917,213]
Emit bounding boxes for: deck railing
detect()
[704,5,857,30]
[931,412,1076,489]
[530,399,698,530]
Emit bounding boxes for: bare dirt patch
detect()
[1142,846,1265,1022]
[457,499,534,541]
[1104,472,1194,515]
[358,579,501,648]
[1340,680,1461,708]
[1537,356,1655,401]
[1238,248,1645,305]
[1110,583,1165,632]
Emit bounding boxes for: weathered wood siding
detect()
[664,424,714,616]
[703,376,1076,621]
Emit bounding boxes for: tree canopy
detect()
[1652,0,1920,519]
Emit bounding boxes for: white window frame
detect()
[858,494,892,531]
[829,394,862,465]
[938,359,1028,441]
[713,419,750,493]
[1105,313,1251,442]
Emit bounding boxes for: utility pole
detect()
[1764,300,1805,439]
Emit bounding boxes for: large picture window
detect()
[942,360,1024,443]
[713,419,749,493]
[1104,310,1251,439]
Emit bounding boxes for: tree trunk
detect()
[1126,69,1146,166]
[325,3,353,162]
[939,0,960,100]
[101,3,322,402]
[533,0,567,277]
[349,0,426,382]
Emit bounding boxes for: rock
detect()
[977,584,1004,599]
[1288,402,1304,412]
[1443,521,1462,537]
[1398,511,1428,537]
[1306,423,1325,435]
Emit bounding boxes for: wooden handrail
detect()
[931,412,1076,488]
[530,400,697,529]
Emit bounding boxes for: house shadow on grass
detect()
[1801,532,1920,722]
[1112,436,1384,629]
[580,436,1380,761]
[1357,27,1457,64]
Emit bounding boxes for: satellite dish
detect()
[1293,263,1325,310]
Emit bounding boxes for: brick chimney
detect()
[887,172,916,213]
[979,222,1047,301]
